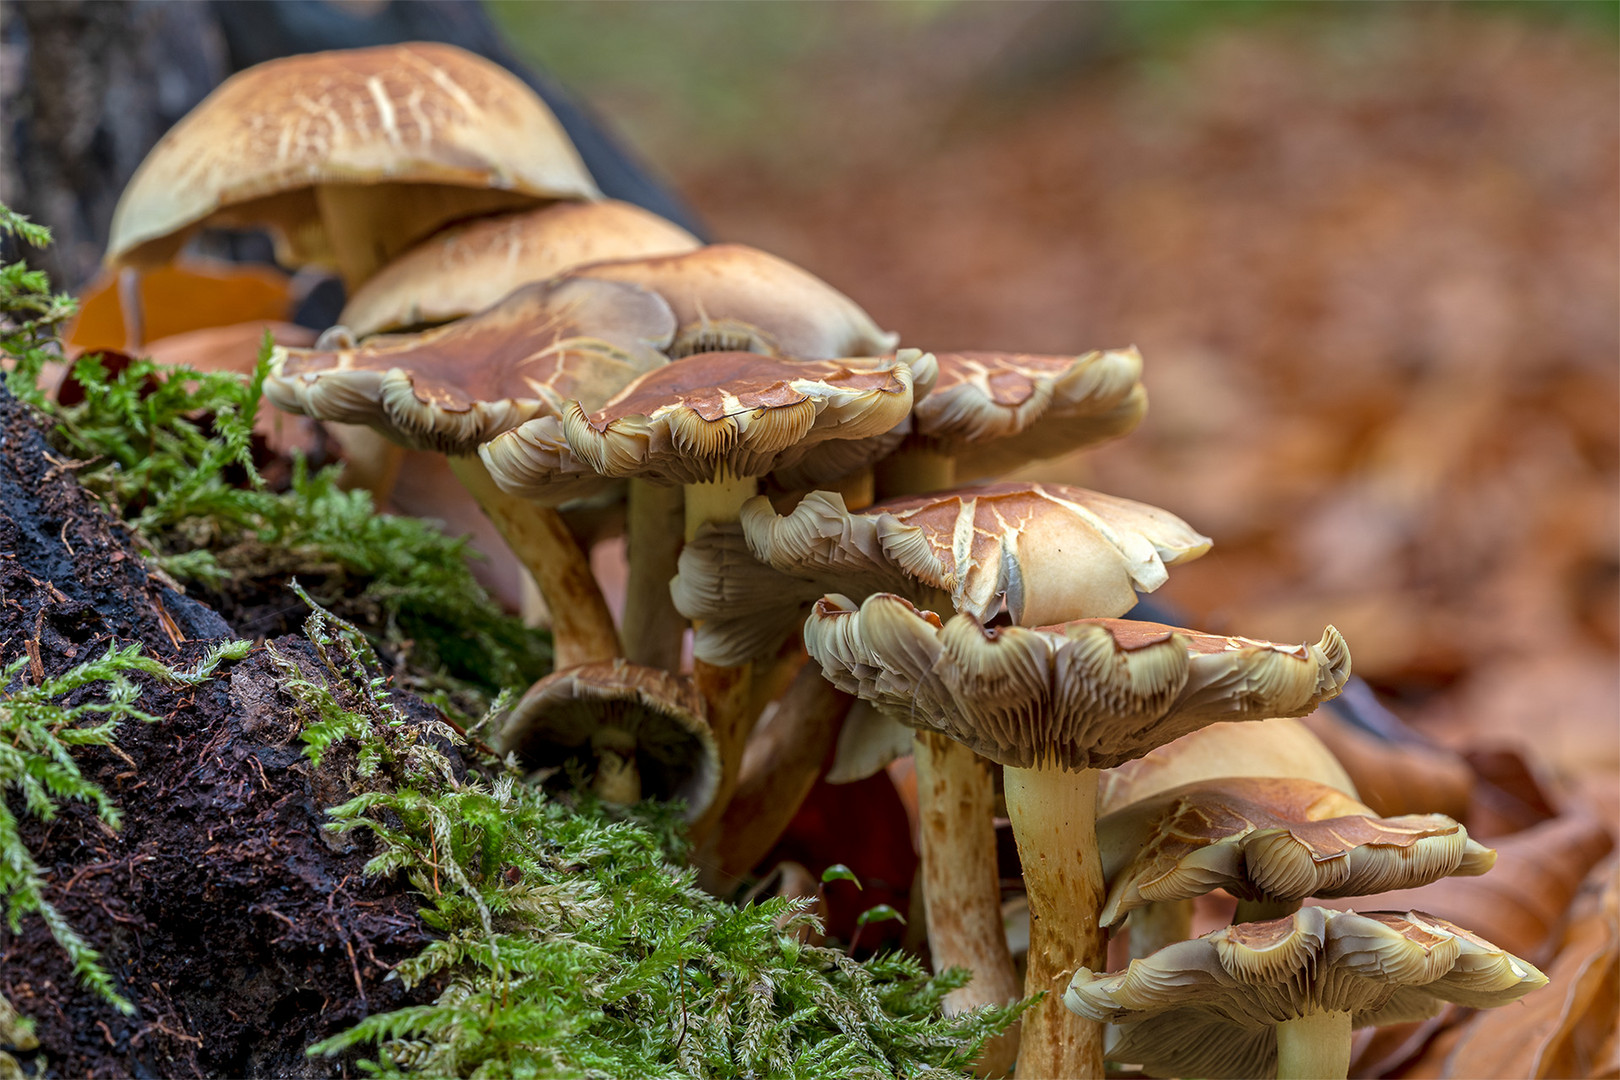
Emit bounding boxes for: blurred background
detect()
[3,1,1615,816]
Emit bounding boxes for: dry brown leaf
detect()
[1302,710,1473,820]
[67,259,296,352]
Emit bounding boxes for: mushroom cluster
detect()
[103,41,1549,1080]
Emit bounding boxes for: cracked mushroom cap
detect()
[340,201,702,336]
[480,349,933,501]
[1065,906,1547,1079]
[265,276,675,454]
[569,244,899,360]
[673,482,1211,666]
[802,593,1351,771]
[1097,776,1498,929]
[916,349,1148,477]
[107,43,598,270]
[494,661,718,821]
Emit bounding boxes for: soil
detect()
[0,384,438,1078]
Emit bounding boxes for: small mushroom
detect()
[1064,906,1547,1079]
[803,594,1352,1079]
[496,661,718,821]
[267,276,678,668]
[340,201,702,337]
[1098,776,1498,932]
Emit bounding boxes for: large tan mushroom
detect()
[106,42,597,288]
[266,276,676,668]
[804,594,1352,1079]
[1065,906,1547,1079]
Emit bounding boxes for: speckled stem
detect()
[1003,765,1105,1080]
[622,479,686,670]
[1129,898,1194,960]
[915,732,1021,1077]
[1235,897,1303,924]
[872,444,955,498]
[448,455,621,669]
[1276,1009,1352,1079]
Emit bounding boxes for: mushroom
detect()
[496,660,718,821]
[1098,776,1498,934]
[803,594,1352,1080]
[266,275,677,668]
[1064,906,1548,1079]
[482,350,934,835]
[873,348,1147,495]
[339,200,702,338]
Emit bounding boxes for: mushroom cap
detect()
[107,42,598,269]
[1065,906,1547,1079]
[802,593,1351,771]
[1097,776,1498,928]
[916,349,1147,475]
[672,482,1212,666]
[494,660,718,821]
[265,276,675,454]
[570,244,899,360]
[480,349,933,500]
[339,201,702,336]
[1100,715,1359,815]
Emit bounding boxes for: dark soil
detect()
[0,384,438,1078]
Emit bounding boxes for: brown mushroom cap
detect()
[672,482,1211,666]
[107,42,597,270]
[915,349,1147,476]
[1065,906,1547,1079]
[265,277,675,454]
[339,201,702,337]
[569,244,899,360]
[1097,776,1498,928]
[494,660,718,820]
[802,593,1351,771]
[480,350,933,500]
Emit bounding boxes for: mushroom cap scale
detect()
[481,350,933,497]
[1097,776,1498,928]
[802,593,1351,771]
[917,348,1148,474]
[570,244,898,361]
[107,42,598,269]
[1065,907,1547,1079]
[673,482,1211,667]
[494,660,718,821]
[265,277,675,455]
[340,201,702,337]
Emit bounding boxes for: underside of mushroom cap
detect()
[482,350,931,496]
[494,660,719,820]
[1065,907,1547,1079]
[1097,776,1497,928]
[917,349,1148,476]
[802,593,1351,770]
[569,243,899,360]
[673,482,1210,666]
[340,201,702,336]
[266,277,676,454]
[107,42,599,269]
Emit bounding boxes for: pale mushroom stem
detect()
[331,423,408,502]
[684,471,761,844]
[314,183,393,290]
[1276,1009,1352,1079]
[1235,897,1304,923]
[1003,765,1106,1080]
[622,479,687,669]
[1128,898,1194,961]
[914,732,1022,1078]
[447,455,622,669]
[872,444,956,498]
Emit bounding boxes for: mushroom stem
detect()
[873,444,956,497]
[330,423,408,503]
[313,182,393,291]
[914,732,1022,1078]
[622,479,686,669]
[1128,898,1194,960]
[1235,897,1303,924]
[1003,765,1105,1080]
[1276,1009,1352,1079]
[447,455,622,669]
[683,470,761,844]
[592,747,642,806]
